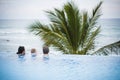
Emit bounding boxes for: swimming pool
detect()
[0,54,120,80]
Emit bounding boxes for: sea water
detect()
[0,19,120,53]
[96,19,120,49]
[0,19,42,53]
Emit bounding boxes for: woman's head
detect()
[17,46,25,55]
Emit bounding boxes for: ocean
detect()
[0,19,120,54]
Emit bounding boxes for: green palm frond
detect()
[29,1,103,55]
[89,1,102,28]
[92,41,120,55]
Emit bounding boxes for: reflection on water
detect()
[0,54,120,80]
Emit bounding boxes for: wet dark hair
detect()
[17,46,25,54]
[43,46,49,54]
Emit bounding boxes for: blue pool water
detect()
[0,54,120,80]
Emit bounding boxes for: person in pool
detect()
[43,46,49,60]
[16,46,25,58]
[31,48,37,57]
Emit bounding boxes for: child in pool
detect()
[31,48,37,57]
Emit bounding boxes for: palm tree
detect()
[29,1,103,54]
[92,41,120,55]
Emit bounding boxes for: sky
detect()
[0,0,120,19]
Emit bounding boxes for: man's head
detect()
[43,46,49,54]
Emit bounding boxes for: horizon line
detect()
[0,17,120,20]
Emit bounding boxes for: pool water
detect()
[0,54,120,80]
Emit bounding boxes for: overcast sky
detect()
[0,0,120,19]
